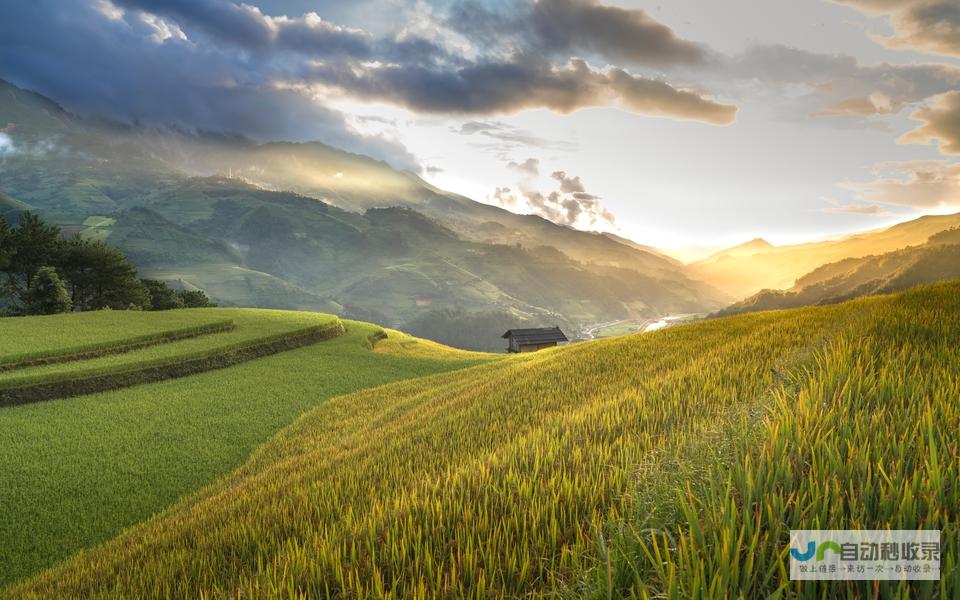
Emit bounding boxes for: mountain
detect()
[716,227,960,316]
[699,237,774,262]
[690,215,960,298]
[0,78,729,343]
[162,136,696,278]
[0,78,695,280]
[123,176,722,328]
[0,191,30,224]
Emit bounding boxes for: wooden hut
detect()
[502,327,568,353]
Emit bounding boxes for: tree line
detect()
[0,213,213,315]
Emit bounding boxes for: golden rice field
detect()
[4,283,959,598]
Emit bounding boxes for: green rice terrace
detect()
[0,308,345,405]
[1,283,958,597]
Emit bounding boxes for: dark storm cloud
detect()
[110,0,450,63]
[110,0,276,49]
[307,58,737,123]
[0,0,736,174]
[0,0,420,170]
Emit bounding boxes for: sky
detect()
[2,0,960,249]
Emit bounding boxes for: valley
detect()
[0,79,727,349]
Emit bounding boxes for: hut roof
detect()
[501,327,568,345]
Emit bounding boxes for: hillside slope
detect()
[0,192,30,224]
[0,310,490,586]
[717,227,960,316]
[690,213,960,298]
[75,176,724,331]
[10,283,958,598]
[0,78,727,335]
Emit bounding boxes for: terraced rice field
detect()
[0,311,490,586]
[0,309,233,367]
[0,308,342,405]
[3,283,958,598]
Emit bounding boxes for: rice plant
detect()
[5,283,958,598]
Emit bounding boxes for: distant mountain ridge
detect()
[716,227,960,316]
[690,214,960,298]
[0,78,728,344]
[698,237,774,263]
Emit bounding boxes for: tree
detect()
[0,215,10,270]
[140,280,215,310]
[141,279,183,310]
[0,215,11,306]
[20,266,72,315]
[4,212,61,294]
[178,289,215,308]
[58,237,149,310]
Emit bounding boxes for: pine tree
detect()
[21,266,72,315]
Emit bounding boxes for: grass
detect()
[574,283,960,599]
[1,285,886,598]
[0,320,235,372]
[0,309,341,401]
[3,284,958,598]
[0,310,235,365]
[0,315,490,587]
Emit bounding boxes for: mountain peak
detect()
[744,237,773,248]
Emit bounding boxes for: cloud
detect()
[899,91,960,154]
[103,0,731,123]
[530,0,704,67]
[456,121,577,151]
[490,186,520,208]
[523,189,615,229]
[0,133,16,157]
[813,93,900,117]
[507,158,540,176]
[551,171,585,193]
[846,160,960,208]
[499,169,615,229]
[833,0,960,57]
[607,69,737,125]
[819,198,897,216]
[308,58,737,123]
[448,0,704,68]
[724,45,960,124]
[109,0,424,61]
[0,0,736,193]
[0,0,421,171]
